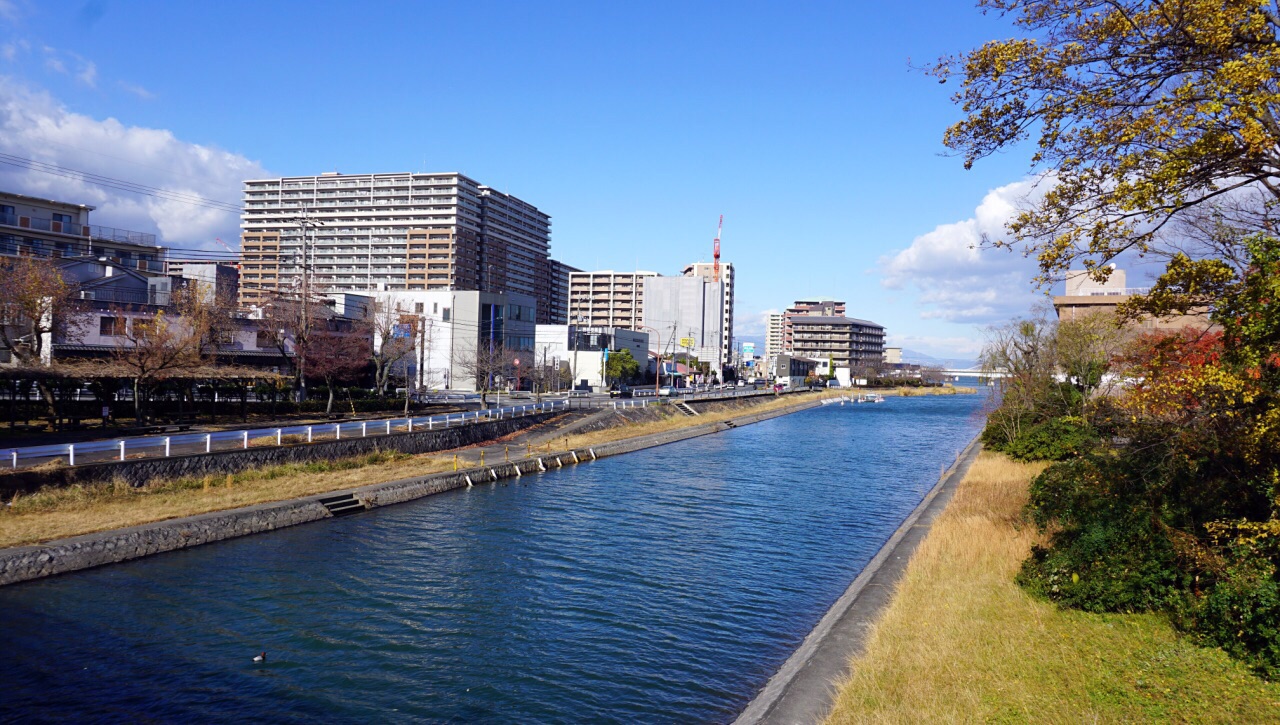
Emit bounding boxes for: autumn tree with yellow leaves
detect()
[952,0,1280,676]
[938,0,1280,290]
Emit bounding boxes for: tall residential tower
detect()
[238,172,565,322]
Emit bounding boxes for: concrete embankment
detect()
[0,413,560,495]
[0,397,826,587]
[733,435,985,725]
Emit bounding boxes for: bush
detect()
[1003,416,1097,461]
[1020,456,1185,613]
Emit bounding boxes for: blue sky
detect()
[0,0,1050,358]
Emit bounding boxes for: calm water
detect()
[0,394,983,723]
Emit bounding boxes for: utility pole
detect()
[290,205,323,403]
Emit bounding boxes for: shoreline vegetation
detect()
[0,386,966,550]
[822,451,1280,723]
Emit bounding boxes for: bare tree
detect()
[304,324,371,416]
[110,285,212,424]
[452,340,514,409]
[360,298,415,398]
[0,256,86,422]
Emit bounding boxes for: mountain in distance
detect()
[900,349,979,370]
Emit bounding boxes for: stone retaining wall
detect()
[0,400,824,587]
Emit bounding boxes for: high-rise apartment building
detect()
[567,270,658,330]
[790,316,886,372]
[765,312,785,372]
[682,261,734,371]
[548,259,580,325]
[238,172,558,321]
[783,297,846,352]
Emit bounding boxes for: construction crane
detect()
[214,238,240,269]
[713,215,723,283]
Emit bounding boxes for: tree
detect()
[0,256,86,422]
[110,286,210,424]
[304,324,371,415]
[938,1,1280,288]
[360,298,416,397]
[605,348,640,386]
[452,341,513,409]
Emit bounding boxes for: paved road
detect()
[3,401,568,471]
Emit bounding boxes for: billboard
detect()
[742,342,756,357]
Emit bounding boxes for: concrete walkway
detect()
[734,437,984,725]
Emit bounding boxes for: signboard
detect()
[742,342,756,356]
[391,323,413,338]
[679,336,696,349]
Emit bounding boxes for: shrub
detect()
[1003,416,1097,461]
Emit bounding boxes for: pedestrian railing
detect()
[5,400,569,471]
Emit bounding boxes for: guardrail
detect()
[4,400,568,471]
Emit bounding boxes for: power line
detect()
[0,153,244,214]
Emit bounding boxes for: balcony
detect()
[80,287,171,306]
[90,225,157,246]
[3,213,88,237]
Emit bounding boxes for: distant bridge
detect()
[940,369,1010,379]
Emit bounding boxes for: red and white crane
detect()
[712,215,723,283]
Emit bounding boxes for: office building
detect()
[167,260,240,304]
[568,269,659,330]
[535,324,650,391]
[682,261,734,371]
[237,172,556,321]
[642,275,727,372]
[1052,267,1208,330]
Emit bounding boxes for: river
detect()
[0,393,984,723]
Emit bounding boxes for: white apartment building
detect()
[682,261,734,368]
[765,312,785,373]
[567,270,658,330]
[239,172,563,323]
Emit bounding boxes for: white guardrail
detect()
[5,400,569,471]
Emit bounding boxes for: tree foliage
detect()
[938,0,1280,286]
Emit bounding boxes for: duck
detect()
[252,652,266,663]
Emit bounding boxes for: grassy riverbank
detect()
[823,452,1280,723]
[0,389,871,549]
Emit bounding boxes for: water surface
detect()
[0,394,983,723]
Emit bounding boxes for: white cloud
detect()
[43,55,65,74]
[880,177,1049,324]
[0,78,269,250]
[735,307,779,338]
[75,60,96,87]
[0,0,21,23]
[886,334,985,358]
[118,81,154,100]
[1,40,24,62]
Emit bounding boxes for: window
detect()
[52,213,73,224]
[414,302,424,314]
[99,316,125,337]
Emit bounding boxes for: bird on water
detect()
[253,652,266,663]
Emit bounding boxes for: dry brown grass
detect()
[823,452,1280,723]
[0,392,840,549]
[0,452,457,548]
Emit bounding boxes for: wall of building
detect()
[642,275,726,370]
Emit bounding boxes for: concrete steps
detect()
[318,493,366,517]
[673,401,699,417]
